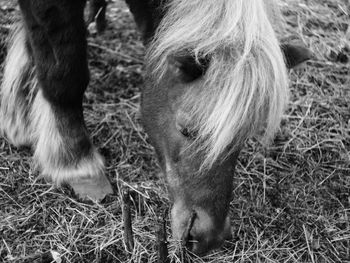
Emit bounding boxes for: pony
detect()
[0,0,311,255]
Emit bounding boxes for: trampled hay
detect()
[0,0,349,262]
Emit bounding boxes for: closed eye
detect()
[181,127,190,137]
[176,110,198,140]
[180,127,197,140]
[173,55,210,83]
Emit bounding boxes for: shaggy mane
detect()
[147,0,289,170]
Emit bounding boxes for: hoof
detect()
[68,174,113,202]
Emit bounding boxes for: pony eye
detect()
[180,127,197,139]
[181,127,191,137]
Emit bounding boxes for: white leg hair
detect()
[31,90,105,185]
[31,90,112,200]
[0,24,34,146]
[1,24,112,200]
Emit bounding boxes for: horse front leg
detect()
[15,0,112,200]
[0,23,34,146]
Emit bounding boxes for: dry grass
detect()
[0,0,349,262]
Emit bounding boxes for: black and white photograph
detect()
[0,0,349,262]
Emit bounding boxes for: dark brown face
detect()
[141,61,239,255]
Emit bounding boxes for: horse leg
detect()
[15,0,112,200]
[0,23,35,147]
[125,0,162,41]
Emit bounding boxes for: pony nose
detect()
[171,204,232,255]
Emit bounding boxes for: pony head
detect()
[137,0,311,254]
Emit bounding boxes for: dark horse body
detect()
[0,0,311,255]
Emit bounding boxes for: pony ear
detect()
[281,44,313,68]
[125,0,161,42]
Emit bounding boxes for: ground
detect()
[0,0,349,262]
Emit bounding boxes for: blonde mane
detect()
[147,0,289,169]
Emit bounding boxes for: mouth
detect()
[181,210,197,247]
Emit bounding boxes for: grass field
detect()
[0,0,349,262]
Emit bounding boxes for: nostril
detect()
[187,233,223,256]
[181,210,197,247]
[186,232,210,256]
[179,210,211,254]
[171,203,231,255]
[184,232,198,252]
[183,214,231,255]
